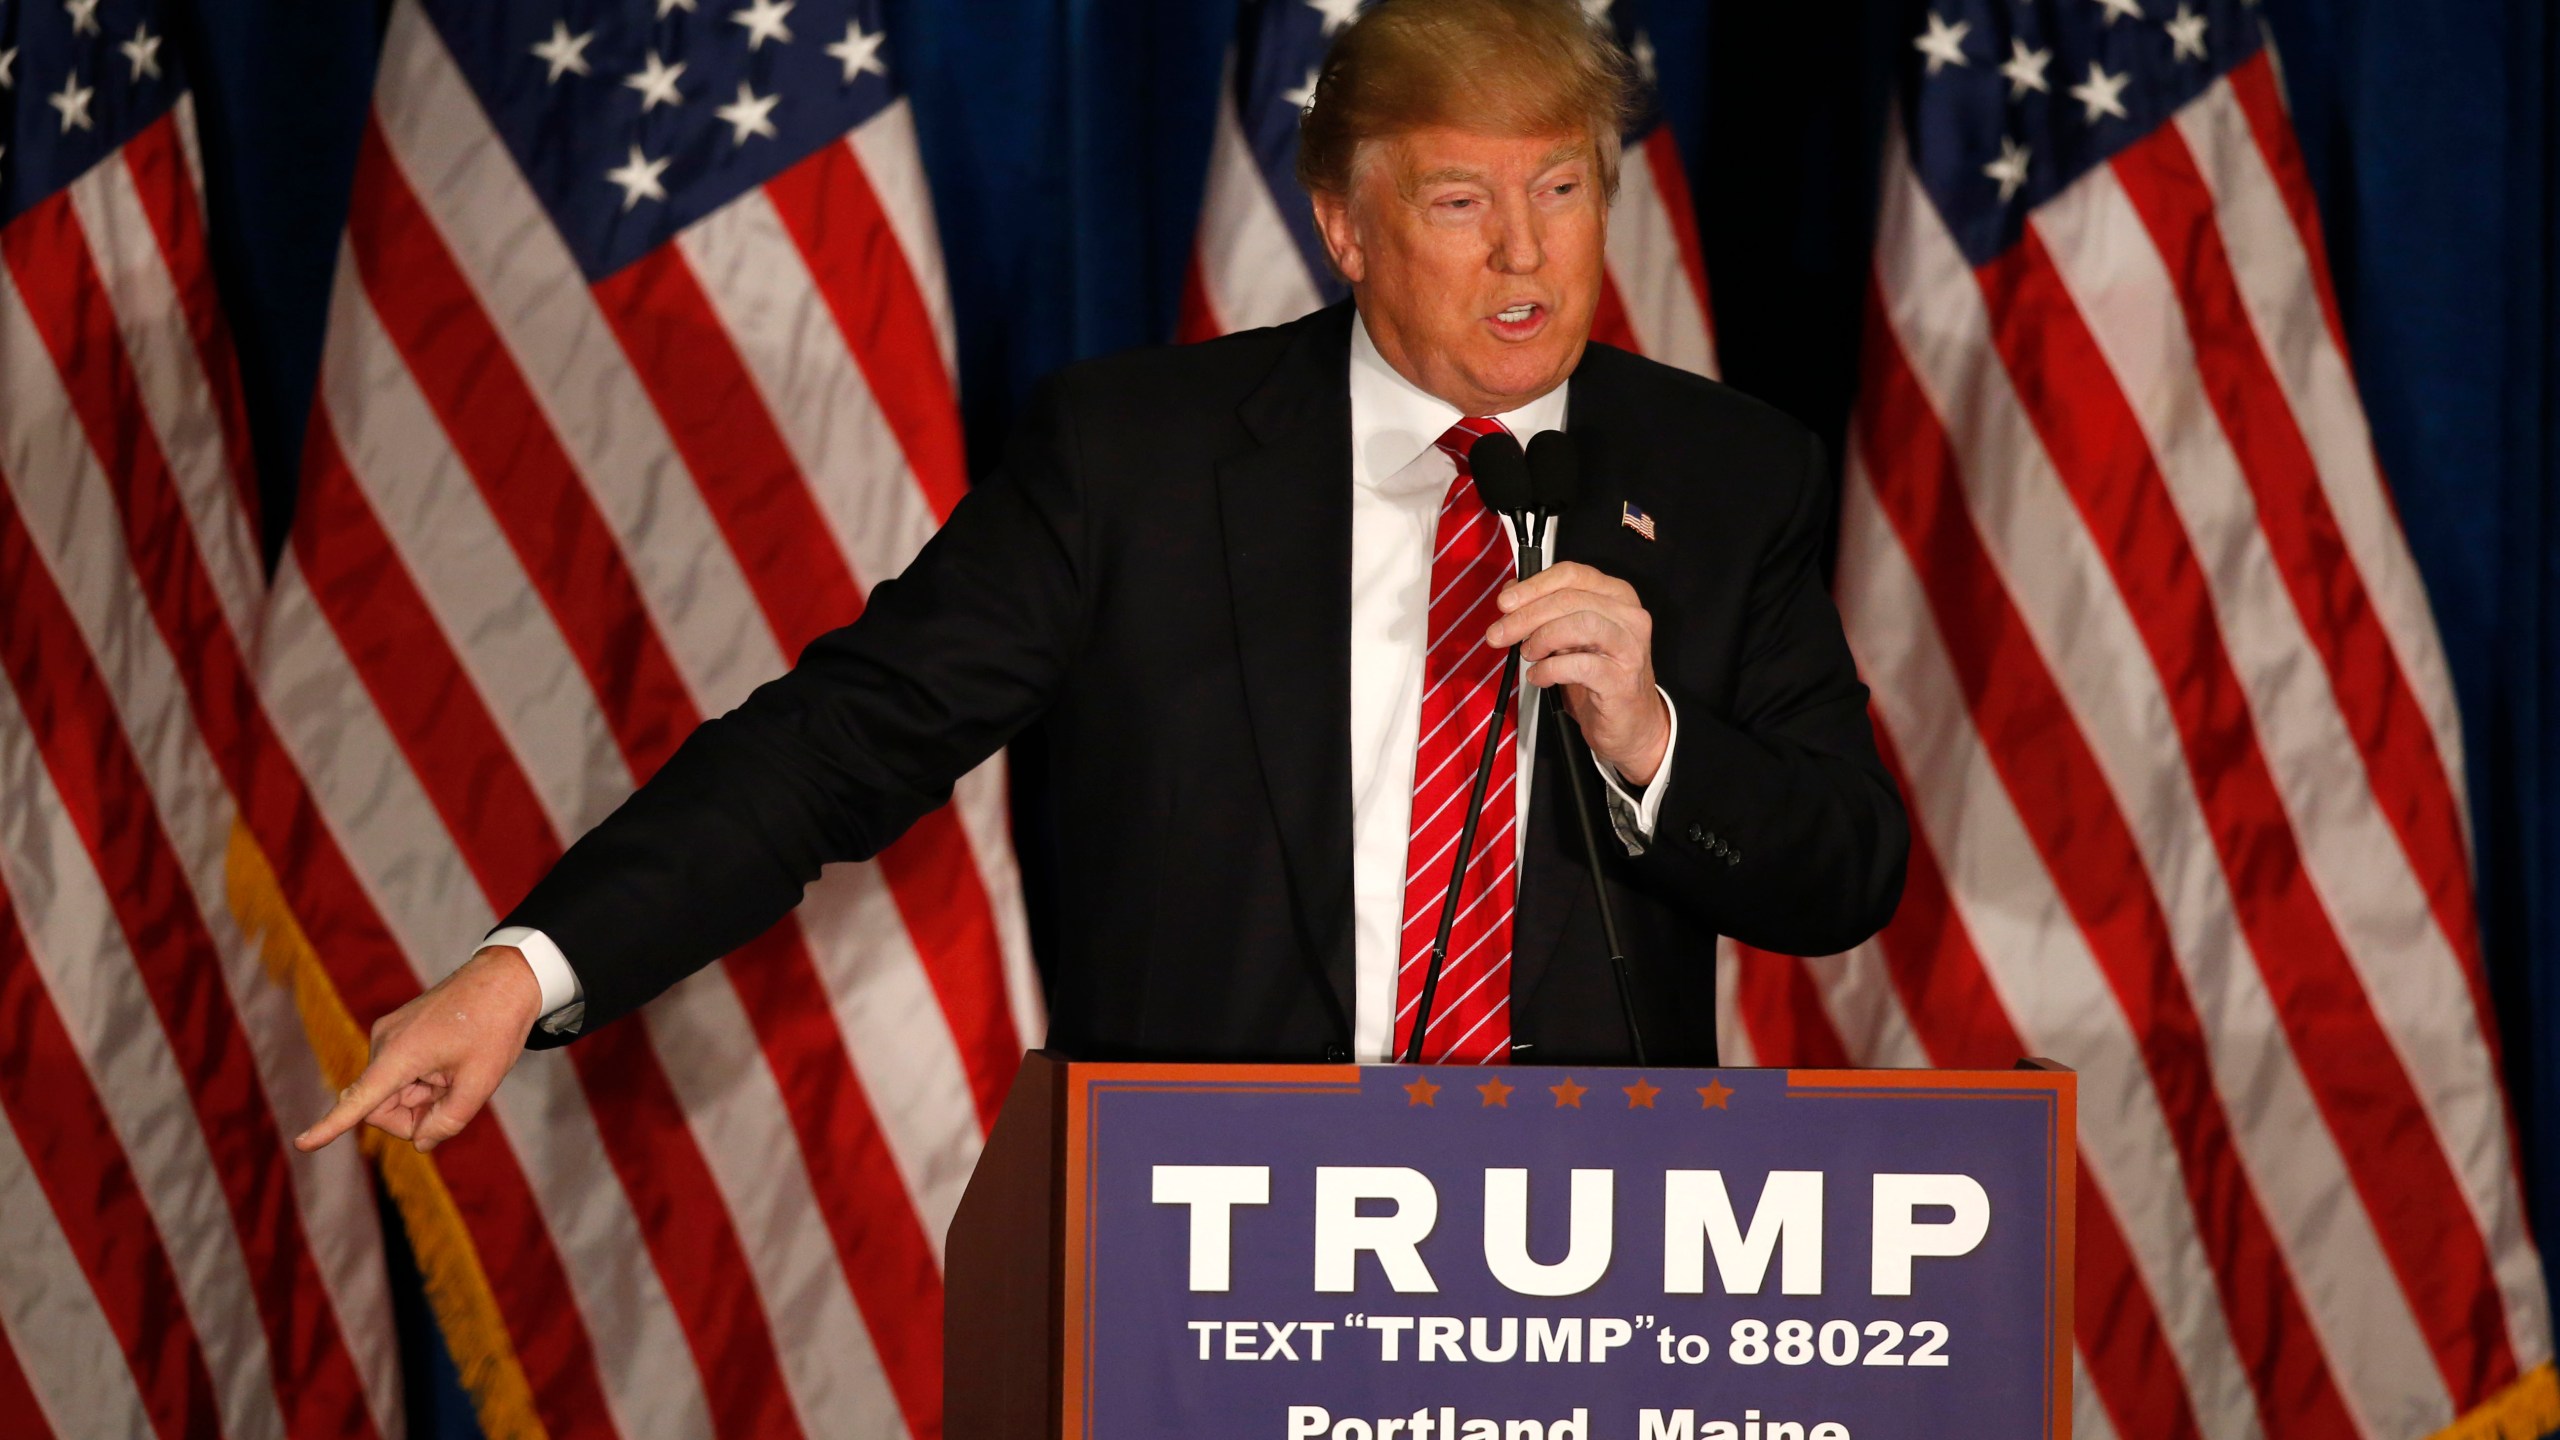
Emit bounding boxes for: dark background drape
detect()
[167,1,2557,1433]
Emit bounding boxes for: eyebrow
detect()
[1402,143,1593,195]
[1409,164,1488,188]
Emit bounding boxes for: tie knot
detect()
[1434,417,1509,476]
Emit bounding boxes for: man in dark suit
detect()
[299,0,1904,1156]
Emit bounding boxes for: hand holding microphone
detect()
[1483,433,1672,786]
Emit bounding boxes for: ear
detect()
[1308,187,1366,285]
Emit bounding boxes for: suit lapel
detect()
[1514,347,1650,1012]
[1217,304,1359,1042]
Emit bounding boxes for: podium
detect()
[948,1053,2075,1440]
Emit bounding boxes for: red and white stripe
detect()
[1592,127,1717,376]
[248,2,1043,1436]
[1182,63,1329,341]
[1731,52,2551,1438]
[0,99,402,1439]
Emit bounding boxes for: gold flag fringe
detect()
[2431,1363,2560,1440]
[227,821,550,1440]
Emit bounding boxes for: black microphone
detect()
[1468,428,1533,517]
[1521,430,1650,1067]
[1524,429,1578,519]
[1399,430,1533,1063]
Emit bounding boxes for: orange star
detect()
[1697,1079,1735,1110]
[1623,1078,1661,1109]
[1404,1075,1441,1107]
[1550,1077,1588,1108]
[1477,1076,1514,1108]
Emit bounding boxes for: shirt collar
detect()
[1349,307,1570,496]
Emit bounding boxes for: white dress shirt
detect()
[502,310,1676,1050]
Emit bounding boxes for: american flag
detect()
[239,0,1042,1435]
[1179,0,1718,378]
[1725,3,2560,1437]
[0,0,406,1434]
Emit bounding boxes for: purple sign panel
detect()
[1060,1064,2074,1440]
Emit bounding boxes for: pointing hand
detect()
[293,944,545,1154]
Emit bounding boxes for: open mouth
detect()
[1487,302,1546,338]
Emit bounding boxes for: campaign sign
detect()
[1058,1064,2074,1440]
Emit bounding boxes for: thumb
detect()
[411,1062,503,1153]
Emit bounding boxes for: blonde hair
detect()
[1294,0,1643,199]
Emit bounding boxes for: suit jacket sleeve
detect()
[1630,431,1909,956]
[505,380,1092,1045]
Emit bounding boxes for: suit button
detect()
[1727,851,1742,867]
[1322,1043,1350,1063]
[1687,823,1708,847]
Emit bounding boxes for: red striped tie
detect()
[1394,417,1518,1064]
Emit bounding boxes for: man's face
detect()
[1311,125,1606,417]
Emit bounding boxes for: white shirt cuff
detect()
[484,925,585,1035]
[1594,688,1678,855]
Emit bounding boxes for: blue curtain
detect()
[2256,3,2560,1325]
[171,1,2556,1435]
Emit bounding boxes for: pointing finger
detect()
[294,1049,414,1153]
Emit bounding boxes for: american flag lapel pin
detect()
[1620,501,1657,541]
